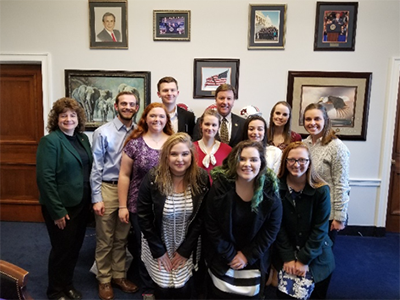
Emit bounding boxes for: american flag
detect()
[204,70,228,87]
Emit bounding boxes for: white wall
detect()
[1,0,399,227]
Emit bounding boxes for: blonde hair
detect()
[277,141,327,189]
[155,132,204,196]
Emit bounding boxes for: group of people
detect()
[36,77,350,300]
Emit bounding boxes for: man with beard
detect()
[90,91,139,300]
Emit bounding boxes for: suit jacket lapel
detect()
[55,130,82,165]
[230,114,240,142]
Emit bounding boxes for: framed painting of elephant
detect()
[65,69,151,131]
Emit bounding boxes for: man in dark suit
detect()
[157,76,196,136]
[97,12,121,42]
[192,84,245,147]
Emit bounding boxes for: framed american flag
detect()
[193,58,240,98]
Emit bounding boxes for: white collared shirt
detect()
[169,106,178,133]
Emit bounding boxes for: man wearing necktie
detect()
[193,84,245,147]
[97,12,121,42]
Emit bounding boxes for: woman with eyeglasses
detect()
[302,103,350,245]
[274,142,335,299]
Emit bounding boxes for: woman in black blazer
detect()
[36,97,93,300]
[274,142,334,299]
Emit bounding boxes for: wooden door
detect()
[386,76,400,232]
[0,64,44,222]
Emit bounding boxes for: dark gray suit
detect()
[97,29,121,42]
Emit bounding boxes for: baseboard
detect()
[339,225,386,237]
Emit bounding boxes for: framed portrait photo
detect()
[89,0,128,49]
[153,10,191,41]
[314,2,359,51]
[193,59,240,99]
[65,70,151,131]
[248,4,287,50]
[287,71,372,141]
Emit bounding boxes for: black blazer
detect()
[137,168,210,259]
[192,113,245,148]
[177,106,196,137]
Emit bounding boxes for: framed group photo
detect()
[193,59,240,98]
[314,2,359,51]
[153,10,191,41]
[89,0,128,49]
[248,4,287,50]
[65,70,151,130]
[287,71,372,141]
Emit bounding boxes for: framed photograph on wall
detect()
[248,4,286,50]
[314,2,358,51]
[65,70,151,130]
[287,71,372,141]
[153,10,191,41]
[193,58,240,98]
[89,0,128,49]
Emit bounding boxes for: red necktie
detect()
[111,33,117,42]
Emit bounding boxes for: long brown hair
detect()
[47,97,86,133]
[267,101,293,145]
[154,133,203,196]
[277,141,327,189]
[242,115,268,148]
[124,102,174,146]
[303,103,337,146]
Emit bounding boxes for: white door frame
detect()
[377,57,400,227]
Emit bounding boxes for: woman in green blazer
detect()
[36,97,93,300]
[274,142,335,299]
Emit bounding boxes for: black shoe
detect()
[64,288,82,300]
[48,292,69,300]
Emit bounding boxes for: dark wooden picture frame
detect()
[287,71,372,141]
[153,10,191,41]
[65,69,151,131]
[89,0,128,49]
[314,2,358,51]
[248,4,287,50]
[193,58,240,98]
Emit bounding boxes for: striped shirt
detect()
[141,188,200,288]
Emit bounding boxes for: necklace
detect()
[147,133,164,146]
[172,187,190,248]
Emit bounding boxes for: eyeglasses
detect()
[286,158,309,165]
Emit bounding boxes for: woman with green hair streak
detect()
[204,140,282,299]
